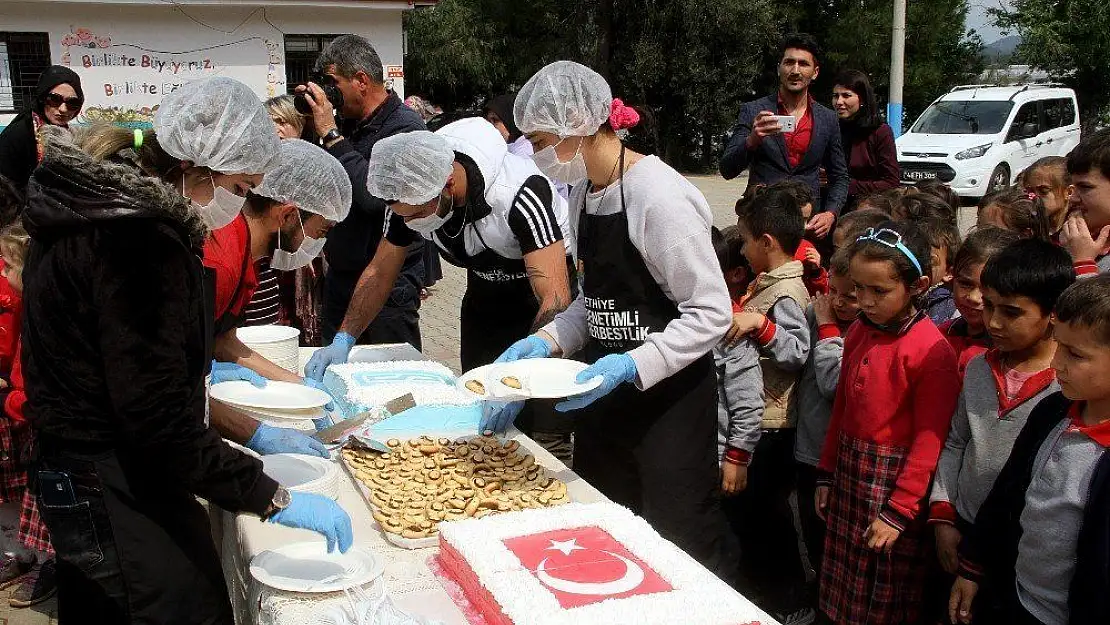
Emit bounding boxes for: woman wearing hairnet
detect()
[492,62,734,576]
[20,77,352,624]
[205,138,353,455]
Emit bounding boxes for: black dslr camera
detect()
[294,75,344,115]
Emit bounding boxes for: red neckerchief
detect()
[1066,401,1110,447]
[984,350,1056,419]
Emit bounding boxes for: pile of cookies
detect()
[343,435,568,540]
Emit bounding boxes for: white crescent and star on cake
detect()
[437,502,774,625]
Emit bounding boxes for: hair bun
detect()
[609,98,640,131]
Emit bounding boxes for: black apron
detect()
[437,222,538,373]
[573,148,730,578]
[439,214,577,436]
[35,258,229,624]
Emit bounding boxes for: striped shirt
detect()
[242,257,281,326]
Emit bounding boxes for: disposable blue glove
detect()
[495,335,552,364]
[555,354,637,412]
[302,377,336,414]
[269,491,354,553]
[479,400,525,434]
[305,332,356,383]
[246,422,329,458]
[211,360,267,387]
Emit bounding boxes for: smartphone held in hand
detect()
[770,115,797,133]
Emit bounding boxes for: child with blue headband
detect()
[814,219,960,624]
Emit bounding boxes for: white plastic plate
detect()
[231,404,325,423]
[457,359,602,400]
[236,325,301,345]
[210,380,332,411]
[249,543,383,593]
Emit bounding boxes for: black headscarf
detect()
[0,65,85,190]
[31,65,84,117]
[484,94,522,143]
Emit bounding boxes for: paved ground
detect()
[0,173,976,624]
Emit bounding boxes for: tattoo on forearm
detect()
[530,292,569,333]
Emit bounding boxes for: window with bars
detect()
[0,32,51,114]
[284,34,341,92]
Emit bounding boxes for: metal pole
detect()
[888,0,907,138]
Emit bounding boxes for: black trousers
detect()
[37,452,232,625]
[733,429,808,614]
[572,357,735,584]
[796,461,826,577]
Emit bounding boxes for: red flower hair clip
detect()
[609,98,641,131]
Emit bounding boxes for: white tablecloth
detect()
[223,426,604,625]
[220,345,605,624]
[219,345,776,625]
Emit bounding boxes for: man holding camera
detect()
[298,34,427,350]
[720,33,848,239]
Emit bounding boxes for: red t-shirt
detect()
[202,214,259,326]
[778,94,815,169]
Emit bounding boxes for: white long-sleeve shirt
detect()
[542,155,732,390]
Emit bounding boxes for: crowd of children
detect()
[715,128,1110,625]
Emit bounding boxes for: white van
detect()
[896,85,1081,198]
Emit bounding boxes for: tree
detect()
[402,0,982,168]
[992,0,1110,129]
[790,0,983,124]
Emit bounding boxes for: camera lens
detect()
[293,92,312,116]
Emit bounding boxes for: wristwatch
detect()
[323,128,342,145]
[261,486,292,520]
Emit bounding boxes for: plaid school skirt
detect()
[819,433,929,625]
[14,433,51,555]
[0,417,29,503]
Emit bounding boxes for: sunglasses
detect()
[856,227,923,277]
[44,92,83,110]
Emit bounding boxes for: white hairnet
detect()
[514,61,612,138]
[154,77,282,175]
[254,139,352,222]
[365,131,455,205]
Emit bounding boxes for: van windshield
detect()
[911,100,1014,135]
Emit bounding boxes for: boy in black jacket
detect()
[950,274,1110,625]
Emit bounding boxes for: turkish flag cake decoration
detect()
[502,526,673,609]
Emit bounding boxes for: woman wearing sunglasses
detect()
[0,66,84,192]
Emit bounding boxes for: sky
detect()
[967,0,1013,43]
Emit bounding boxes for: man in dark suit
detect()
[721,33,849,240]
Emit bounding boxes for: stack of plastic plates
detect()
[210,380,331,432]
[262,453,341,500]
[237,325,300,373]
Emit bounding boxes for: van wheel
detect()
[988,164,1010,193]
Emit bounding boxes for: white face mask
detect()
[271,213,327,271]
[404,194,452,239]
[532,137,588,185]
[187,176,246,231]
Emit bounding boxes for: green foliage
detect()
[992,0,1110,128]
[403,0,983,168]
[794,0,983,124]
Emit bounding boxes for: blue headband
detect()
[856,227,924,277]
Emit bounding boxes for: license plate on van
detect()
[903,170,938,181]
